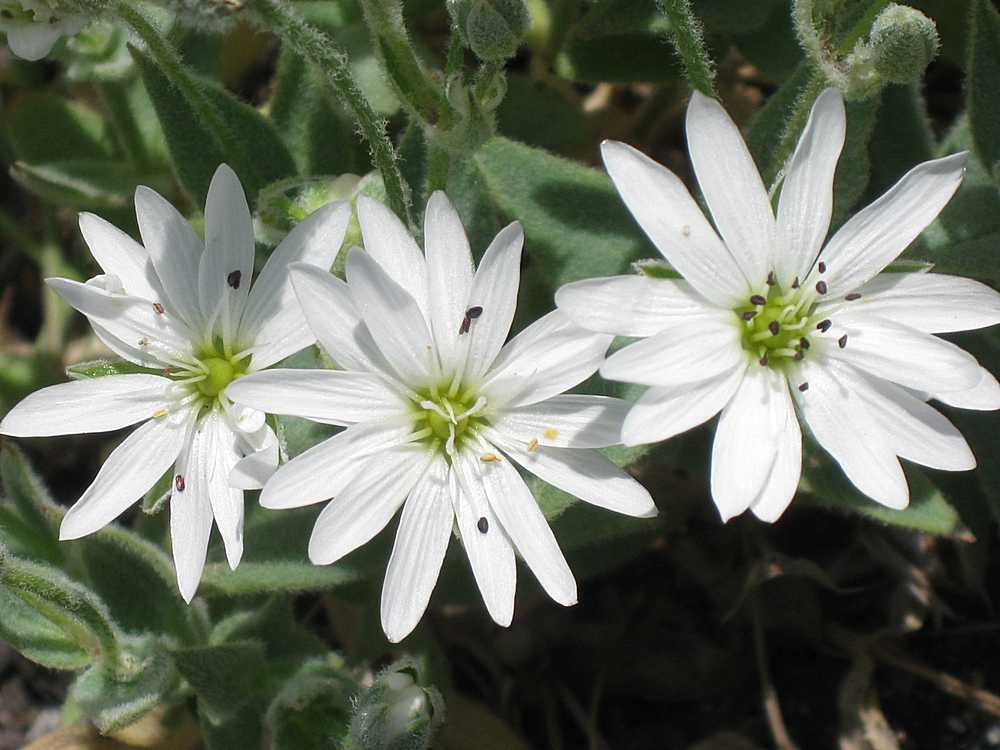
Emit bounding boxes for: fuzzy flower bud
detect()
[349,661,443,750]
[867,4,939,84]
[448,0,529,62]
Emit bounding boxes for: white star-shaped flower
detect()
[0,1,86,60]
[556,88,1000,523]
[228,192,656,642]
[0,164,351,600]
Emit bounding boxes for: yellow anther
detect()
[527,438,539,453]
[152,407,169,418]
[542,428,559,440]
[479,453,501,463]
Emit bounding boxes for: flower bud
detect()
[349,660,443,750]
[867,4,939,85]
[448,0,529,62]
[254,174,362,245]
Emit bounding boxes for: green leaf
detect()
[0,585,91,670]
[0,444,62,561]
[10,160,146,211]
[172,641,267,721]
[4,93,111,163]
[968,0,1000,178]
[866,82,934,198]
[198,560,363,597]
[201,705,265,750]
[268,659,354,750]
[497,76,589,153]
[555,33,683,82]
[831,95,881,224]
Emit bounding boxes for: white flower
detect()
[0,1,86,61]
[228,192,656,642]
[556,88,1000,523]
[0,164,351,601]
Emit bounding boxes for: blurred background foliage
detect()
[1,0,1000,748]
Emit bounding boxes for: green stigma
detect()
[412,384,488,459]
[736,277,816,367]
[196,357,240,398]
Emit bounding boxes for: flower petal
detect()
[932,367,1000,411]
[6,23,62,60]
[307,446,430,566]
[482,310,612,408]
[345,248,438,385]
[196,411,245,570]
[852,272,1000,334]
[478,452,577,607]
[60,410,193,541]
[600,140,748,306]
[424,192,475,371]
[357,195,429,313]
[1,374,171,437]
[775,88,846,287]
[686,91,776,286]
[79,213,162,301]
[492,395,631,449]
[748,388,802,523]
[555,275,712,337]
[815,152,967,295]
[227,368,407,426]
[170,418,215,603]
[621,363,747,446]
[229,425,279,490]
[241,201,351,369]
[381,456,453,643]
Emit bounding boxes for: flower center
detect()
[411,384,489,460]
[196,357,237,397]
[735,279,817,367]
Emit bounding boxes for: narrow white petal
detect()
[241,201,351,369]
[601,313,744,388]
[477,453,577,607]
[134,185,205,331]
[793,359,909,509]
[199,165,254,339]
[308,447,430,565]
[709,368,788,522]
[6,23,62,60]
[621,363,747,446]
[79,213,161,301]
[227,369,407,426]
[932,367,1000,411]
[748,390,802,523]
[459,223,524,382]
[823,313,981,394]
[424,192,475,370]
[852,272,1000,334]
[196,411,245,570]
[555,275,712,337]
[381,457,453,643]
[346,248,437,385]
[488,431,657,518]
[357,195,429,313]
[60,412,192,541]
[686,91,776,286]
[815,152,967,295]
[259,419,414,509]
[1,374,171,437]
[451,454,516,627]
[170,419,215,603]
[229,425,279,490]
[481,310,612,408]
[492,395,631,449]
[775,88,846,287]
[600,140,749,306]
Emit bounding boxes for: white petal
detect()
[601,313,744,388]
[259,419,414,509]
[481,310,612,408]
[686,91,776,286]
[289,263,388,373]
[227,368,406,426]
[775,88,846,287]
[815,152,967,295]
[79,213,161,301]
[229,425,278,490]
[621,363,747,446]
[554,275,712,337]
[488,430,657,518]
[357,195,429,313]
[424,192,475,371]
[932,367,1000,411]
[710,368,790,522]
[1,374,171,437]
[459,223,524,382]
[134,185,205,331]
[307,447,430,565]
[793,359,909,509]
[345,248,437,385]
[196,411,245,570]
[170,419,215,603]
[241,201,351,369]
[823,313,981,394]
[7,23,61,60]
[748,385,802,523]
[852,272,1000,334]
[381,457,453,643]
[477,452,577,607]
[47,277,194,365]
[600,140,748,306]
[451,454,516,627]
[492,395,631,449]
[60,411,192,541]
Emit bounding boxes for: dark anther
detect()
[791,276,800,289]
[740,311,757,321]
[458,318,471,335]
[818,261,827,273]
[758,353,769,366]
[793,351,804,361]
[798,382,809,392]
[227,270,242,289]
[838,334,848,349]
[799,337,810,350]
[767,271,776,286]
[175,474,186,492]
[466,306,483,319]
[768,321,780,336]
[750,295,767,306]
[815,280,828,295]
[816,319,832,333]
[152,302,165,315]
[477,516,489,533]
[845,293,862,301]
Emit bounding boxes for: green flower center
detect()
[412,384,490,459]
[196,357,238,397]
[735,279,820,367]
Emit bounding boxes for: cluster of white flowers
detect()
[0,0,86,60]
[3,88,998,642]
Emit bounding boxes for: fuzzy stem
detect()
[97,80,151,170]
[656,0,716,96]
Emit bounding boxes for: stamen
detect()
[681,225,691,237]
[152,407,169,419]
[838,334,848,349]
[740,311,757,321]
[791,277,800,289]
[456,395,488,421]
[750,295,767,306]
[845,293,861,301]
[818,261,826,273]
[793,351,804,361]
[799,337,810,350]
[768,321,780,336]
[815,280,828,295]
[477,516,489,533]
[759,352,769,366]
[445,424,457,457]
[766,271,776,286]
[467,306,483,320]
[480,453,501,463]
[174,474,186,492]
[798,382,809,392]
[419,399,450,420]
[816,319,832,333]
[527,438,539,452]
[774,348,799,358]
[227,270,242,290]
[152,302,165,315]
[542,428,559,440]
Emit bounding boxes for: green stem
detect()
[444,31,464,78]
[656,0,715,96]
[426,139,450,194]
[765,70,827,187]
[241,0,414,226]
[97,80,150,170]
